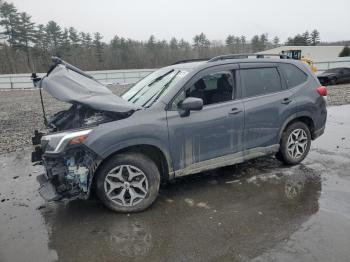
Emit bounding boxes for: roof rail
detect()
[208,53,291,62]
[172,58,209,65]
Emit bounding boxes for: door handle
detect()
[281,98,292,105]
[228,108,242,115]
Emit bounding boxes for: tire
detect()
[275,151,284,162]
[95,153,160,213]
[330,77,337,85]
[278,122,311,165]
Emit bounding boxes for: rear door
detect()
[239,63,294,149]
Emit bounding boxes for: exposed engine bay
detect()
[47,104,129,132]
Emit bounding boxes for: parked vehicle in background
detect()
[317,67,350,85]
[32,55,327,213]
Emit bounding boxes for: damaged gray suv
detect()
[32,55,327,212]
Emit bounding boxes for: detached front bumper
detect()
[37,173,61,201]
[32,130,100,201]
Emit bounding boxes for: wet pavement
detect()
[1,105,350,262]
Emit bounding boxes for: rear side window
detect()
[241,68,282,98]
[279,63,308,88]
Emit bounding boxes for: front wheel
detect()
[277,122,311,165]
[96,153,160,213]
[330,77,337,85]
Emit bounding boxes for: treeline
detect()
[0,0,323,74]
[285,30,320,46]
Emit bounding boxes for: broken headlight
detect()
[41,129,92,154]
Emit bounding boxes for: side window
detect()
[172,71,235,109]
[241,68,282,98]
[279,63,308,88]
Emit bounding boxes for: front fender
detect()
[99,137,173,174]
[83,109,174,177]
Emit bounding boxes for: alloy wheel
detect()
[286,128,308,160]
[104,165,149,207]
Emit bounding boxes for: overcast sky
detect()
[10,0,350,43]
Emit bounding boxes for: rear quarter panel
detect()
[287,63,327,133]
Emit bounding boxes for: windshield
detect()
[122,68,189,107]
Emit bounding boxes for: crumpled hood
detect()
[41,64,140,113]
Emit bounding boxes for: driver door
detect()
[166,64,244,175]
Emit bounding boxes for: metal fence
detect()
[0,69,155,89]
[1,59,350,89]
[314,60,350,73]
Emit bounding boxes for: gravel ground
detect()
[0,83,349,154]
[326,83,350,105]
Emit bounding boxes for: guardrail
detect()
[0,69,155,89]
[314,60,350,73]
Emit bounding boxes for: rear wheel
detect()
[277,122,311,165]
[96,153,160,213]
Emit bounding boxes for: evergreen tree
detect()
[0,2,20,47]
[339,45,350,57]
[193,33,210,49]
[240,35,246,52]
[147,35,156,50]
[169,37,178,50]
[225,35,234,45]
[68,27,80,47]
[286,34,307,46]
[234,36,241,52]
[302,31,311,45]
[45,20,63,55]
[33,24,47,50]
[16,12,36,68]
[60,28,71,54]
[225,35,236,53]
[193,33,210,57]
[79,32,92,48]
[93,32,104,65]
[310,29,320,46]
[251,35,260,52]
[178,39,190,49]
[273,36,280,47]
[259,34,268,51]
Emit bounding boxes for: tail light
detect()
[316,86,327,96]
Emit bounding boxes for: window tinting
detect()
[241,68,281,97]
[172,71,235,109]
[279,63,308,88]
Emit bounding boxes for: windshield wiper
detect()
[148,69,174,86]
[127,69,175,102]
[143,71,180,107]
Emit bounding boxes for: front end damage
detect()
[31,57,138,202]
[32,130,101,201]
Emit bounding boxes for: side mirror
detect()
[179,97,203,117]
